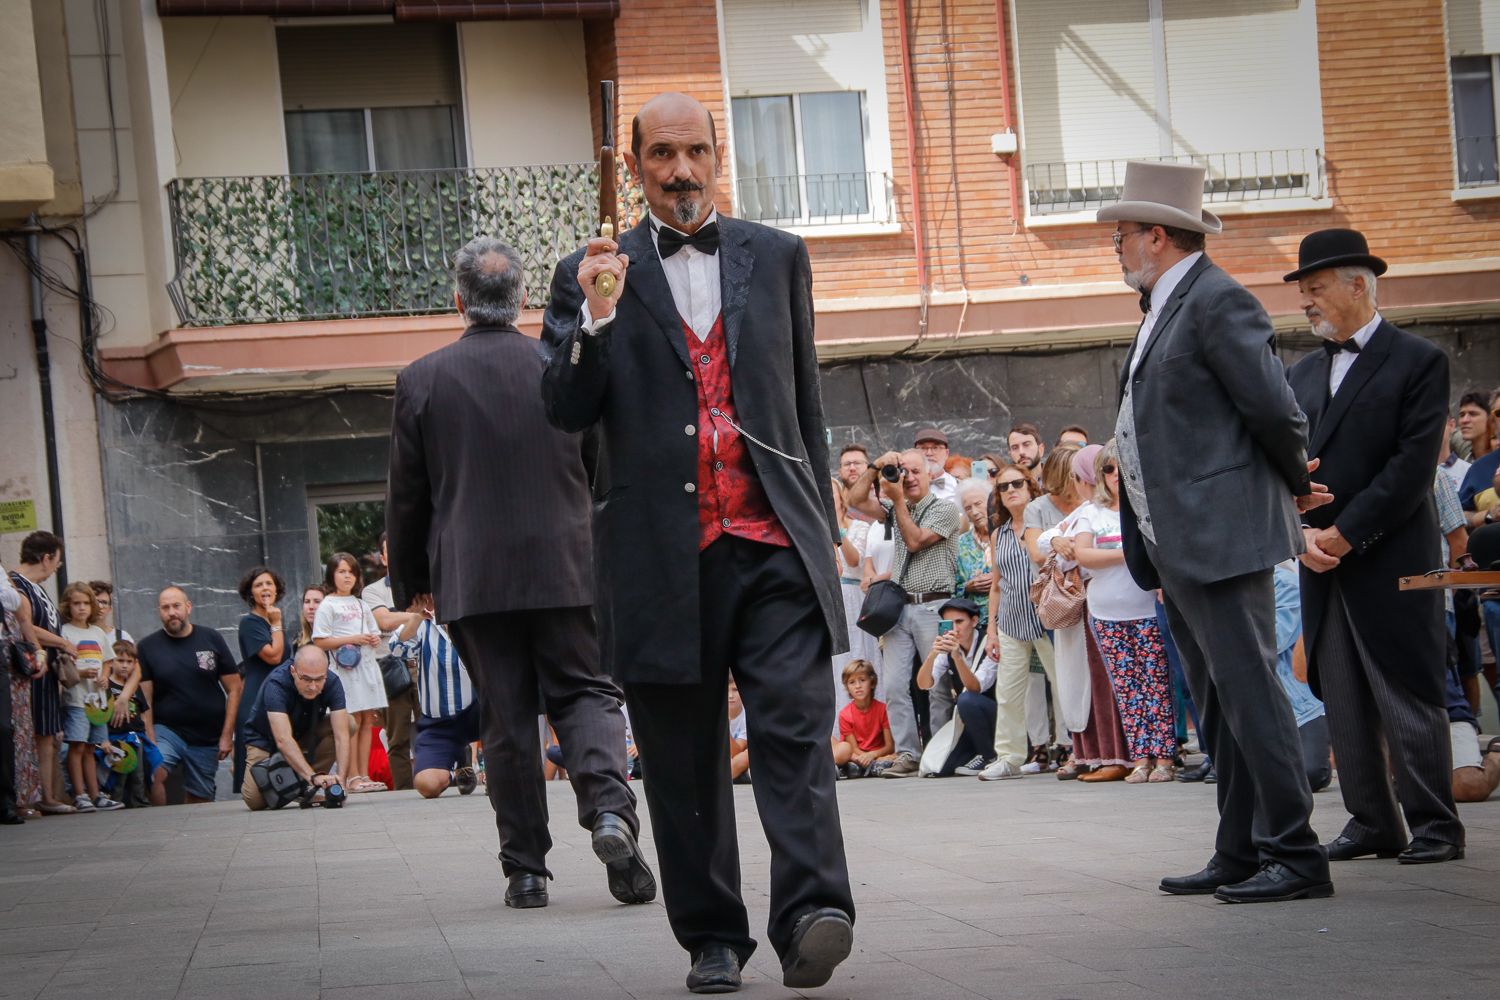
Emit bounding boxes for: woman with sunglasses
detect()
[1072,443,1176,783]
[978,463,1057,781]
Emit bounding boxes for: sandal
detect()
[348,776,388,793]
[1148,764,1175,783]
[1124,765,1151,784]
[1485,737,1500,756]
[35,800,76,815]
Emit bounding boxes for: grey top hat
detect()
[1096,161,1223,235]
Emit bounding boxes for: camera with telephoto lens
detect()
[879,464,904,483]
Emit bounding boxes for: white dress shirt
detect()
[1127,251,1203,379]
[1327,312,1381,397]
[582,209,723,340]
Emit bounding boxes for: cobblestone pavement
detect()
[1,771,1496,1000]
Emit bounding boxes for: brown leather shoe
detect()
[1077,764,1129,783]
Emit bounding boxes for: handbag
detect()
[54,649,82,689]
[2,610,35,678]
[856,510,909,637]
[378,653,413,699]
[1029,553,1087,630]
[333,644,362,669]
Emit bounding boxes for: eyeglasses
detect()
[292,672,327,685]
[1112,228,1151,251]
[997,479,1030,491]
[1101,464,1117,475]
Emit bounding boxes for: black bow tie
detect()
[1322,338,1361,357]
[1139,290,1152,315]
[656,221,720,259]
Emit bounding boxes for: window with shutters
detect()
[276,24,467,173]
[720,0,895,229]
[1012,0,1326,218]
[1448,0,1500,190]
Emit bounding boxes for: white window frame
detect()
[717,0,898,238]
[1449,52,1500,200]
[1010,0,1332,227]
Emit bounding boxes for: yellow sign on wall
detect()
[0,500,37,534]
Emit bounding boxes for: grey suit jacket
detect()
[385,324,596,620]
[1117,255,1310,589]
[539,215,847,685]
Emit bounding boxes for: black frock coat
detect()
[540,215,847,685]
[1287,318,1449,706]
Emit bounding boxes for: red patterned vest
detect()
[686,315,792,551]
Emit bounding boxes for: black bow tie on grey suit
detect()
[1139,290,1152,315]
[1322,338,1361,356]
[655,222,720,259]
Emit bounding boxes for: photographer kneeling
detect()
[243,645,352,810]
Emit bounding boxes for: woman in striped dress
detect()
[10,532,75,814]
[979,463,1058,781]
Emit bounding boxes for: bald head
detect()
[631,92,717,163]
[294,644,327,672]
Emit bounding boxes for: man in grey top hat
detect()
[1099,160,1335,903]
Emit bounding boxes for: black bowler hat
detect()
[1283,228,1388,283]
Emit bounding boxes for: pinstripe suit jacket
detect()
[385,324,596,621]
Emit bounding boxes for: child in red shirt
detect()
[832,659,895,778]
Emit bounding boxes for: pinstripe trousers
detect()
[1314,581,1464,848]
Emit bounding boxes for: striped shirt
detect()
[990,520,1045,642]
[390,620,474,720]
[884,494,961,595]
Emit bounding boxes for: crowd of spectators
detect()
[4,404,1500,824]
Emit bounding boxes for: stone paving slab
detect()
[0,773,1496,1000]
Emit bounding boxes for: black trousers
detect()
[1153,557,1329,881]
[447,606,637,878]
[625,536,855,965]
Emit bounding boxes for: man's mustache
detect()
[661,179,704,194]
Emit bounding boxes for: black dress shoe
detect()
[1214,863,1333,903]
[1159,857,1256,895]
[0,810,23,826]
[686,944,742,994]
[781,907,853,989]
[1175,759,1215,783]
[1325,833,1402,862]
[503,872,549,909]
[592,812,658,904]
[1397,837,1464,864]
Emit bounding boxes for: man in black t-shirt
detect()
[243,646,351,810]
[137,587,242,805]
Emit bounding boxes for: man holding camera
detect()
[846,449,962,776]
[242,645,352,810]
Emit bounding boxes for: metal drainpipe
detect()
[994,0,1022,227]
[895,0,929,339]
[24,222,68,590]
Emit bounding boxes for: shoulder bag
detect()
[856,509,908,637]
[1029,552,1087,630]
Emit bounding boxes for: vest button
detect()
[684,483,696,494]
[700,354,711,365]
[714,461,724,471]
[685,425,696,436]
[721,518,731,528]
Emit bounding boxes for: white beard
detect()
[1308,316,1339,340]
[1123,263,1158,295]
[672,196,702,228]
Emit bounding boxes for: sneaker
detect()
[953,755,991,777]
[1019,760,1044,774]
[73,795,96,812]
[978,759,1023,781]
[841,762,864,780]
[92,795,124,811]
[454,766,477,796]
[880,755,920,779]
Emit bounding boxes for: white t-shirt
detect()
[61,622,113,710]
[360,577,395,658]
[929,634,997,693]
[312,595,380,671]
[728,708,748,744]
[864,520,896,577]
[1070,504,1157,622]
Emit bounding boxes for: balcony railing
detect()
[165,165,612,327]
[1457,134,1499,188]
[1025,148,1325,216]
[735,171,894,228]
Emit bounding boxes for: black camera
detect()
[879,464,904,483]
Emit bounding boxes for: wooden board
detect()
[1398,570,1500,591]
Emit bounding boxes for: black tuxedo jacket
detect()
[385,324,596,620]
[540,215,847,685]
[1287,318,1449,706]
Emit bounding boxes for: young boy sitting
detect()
[728,677,750,783]
[832,659,895,778]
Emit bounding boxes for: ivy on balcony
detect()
[165,164,639,327]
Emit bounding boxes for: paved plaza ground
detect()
[1,771,1497,1000]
